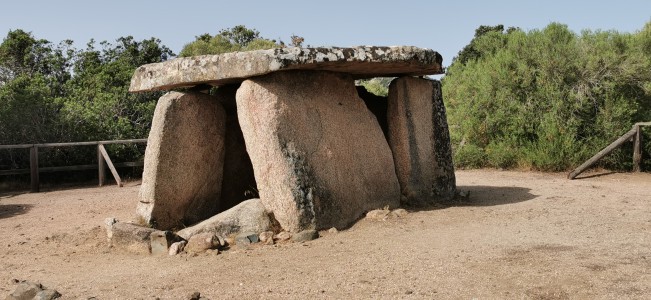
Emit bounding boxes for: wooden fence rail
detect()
[568,122,650,179]
[0,139,147,192]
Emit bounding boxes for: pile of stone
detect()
[109,46,456,254]
[105,198,320,255]
[5,280,60,300]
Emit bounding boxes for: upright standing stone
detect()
[137,91,226,230]
[387,77,456,205]
[237,70,400,232]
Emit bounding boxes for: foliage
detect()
[453,25,520,65]
[0,29,173,170]
[444,23,651,171]
[358,77,393,97]
[179,25,280,57]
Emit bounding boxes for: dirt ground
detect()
[0,169,649,299]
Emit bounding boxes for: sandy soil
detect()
[0,170,649,299]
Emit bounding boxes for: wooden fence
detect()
[568,122,650,179]
[0,139,147,192]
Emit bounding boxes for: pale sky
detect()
[1,0,650,67]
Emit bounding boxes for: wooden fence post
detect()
[98,144,123,187]
[98,144,106,186]
[30,146,39,193]
[568,128,637,179]
[633,124,641,172]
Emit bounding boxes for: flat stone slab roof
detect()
[129,46,443,92]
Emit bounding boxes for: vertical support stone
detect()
[137,91,226,230]
[236,71,400,232]
[388,77,456,205]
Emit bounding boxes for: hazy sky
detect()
[1,0,650,67]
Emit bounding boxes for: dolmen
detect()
[129,46,456,234]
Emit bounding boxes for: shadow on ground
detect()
[0,204,32,220]
[404,186,538,212]
[455,185,537,206]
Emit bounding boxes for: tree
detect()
[0,29,73,91]
[0,30,73,144]
[218,25,260,47]
[179,25,279,57]
[453,25,520,65]
[58,37,174,144]
[0,30,175,169]
[444,23,651,171]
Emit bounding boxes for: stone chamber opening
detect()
[212,84,258,214]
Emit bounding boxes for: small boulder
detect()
[259,231,274,245]
[34,289,61,300]
[327,227,338,234]
[274,231,291,242]
[235,232,259,245]
[6,281,60,300]
[188,292,201,300]
[215,235,228,247]
[168,241,187,256]
[291,230,319,242]
[177,199,273,240]
[390,208,409,218]
[104,217,118,240]
[105,219,157,254]
[185,233,219,254]
[366,209,390,221]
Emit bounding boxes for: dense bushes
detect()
[444,23,651,171]
[0,30,172,171]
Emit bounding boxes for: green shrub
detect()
[444,22,651,171]
[454,144,487,169]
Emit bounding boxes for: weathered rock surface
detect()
[388,77,456,205]
[104,219,157,254]
[130,46,443,92]
[274,231,291,242]
[185,233,219,253]
[258,231,274,245]
[237,71,401,232]
[176,198,273,240]
[391,208,409,218]
[235,232,259,245]
[366,208,409,220]
[214,84,258,213]
[137,91,227,230]
[7,281,60,300]
[150,231,180,255]
[168,241,186,255]
[366,209,391,220]
[291,230,319,242]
